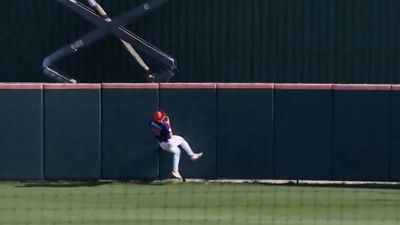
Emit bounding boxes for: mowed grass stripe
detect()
[0,182,399,225]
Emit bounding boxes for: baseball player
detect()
[150,110,203,179]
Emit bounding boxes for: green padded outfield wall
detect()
[0,83,400,181]
[101,84,159,180]
[274,84,332,180]
[158,83,217,179]
[2,0,400,83]
[44,84,101,180]
[331,85,391,181]
[216,84,274,179]
[390,85,400,180]
[0,84,44,180]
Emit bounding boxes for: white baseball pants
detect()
[159,135,195,172]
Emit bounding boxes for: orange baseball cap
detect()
[152,110,166,121]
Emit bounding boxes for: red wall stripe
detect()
[217,83,274,89]
[333,84,391,91]
[391,85,400,91]
[44,83,101,90]
[102,83,159,89]
[0,83,43,89]
[0,83,398,90]
[159,83,217,89]
[275,83,332,90]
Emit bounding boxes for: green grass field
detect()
[0,181,399,225]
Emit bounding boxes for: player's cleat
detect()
[191,152,203,161]
[172,171,182,179]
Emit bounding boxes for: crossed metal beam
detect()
[43,0,177,83]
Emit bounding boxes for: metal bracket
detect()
[43,0,177,83]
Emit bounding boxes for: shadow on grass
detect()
[14,181,110,188]
[12,179,169,188]
[264,182,400,190]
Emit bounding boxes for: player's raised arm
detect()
[163,115,170,125]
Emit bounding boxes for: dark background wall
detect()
[2,0,400,83]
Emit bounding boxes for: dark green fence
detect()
[0,83,399,181]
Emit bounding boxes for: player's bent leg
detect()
[171,148,181,173]
[159,142,173,151]
[171,135,194,155]
[160,142,182,178]
[171,135,203,160]
[171,148,182,179]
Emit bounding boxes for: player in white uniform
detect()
[150,111,203,179]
